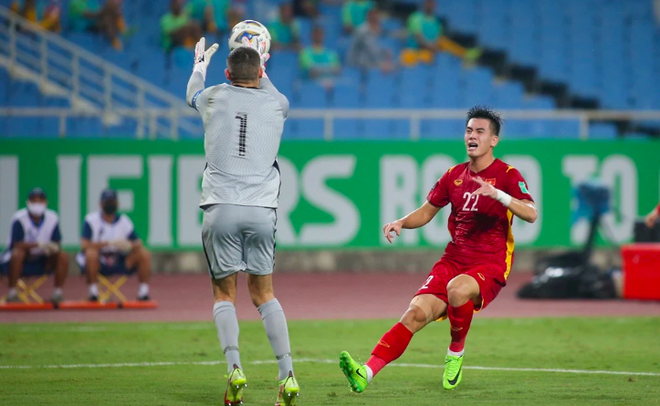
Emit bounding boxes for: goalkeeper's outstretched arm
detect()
[186,71,205,110]
[187,37,218,111]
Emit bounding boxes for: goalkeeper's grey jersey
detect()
[187,74,289,209]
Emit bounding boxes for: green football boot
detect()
[275,371,300,406]
[443,354,464,390]
[224,365,247,405]
[339,351,369,393]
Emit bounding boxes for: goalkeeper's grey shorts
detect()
[201,204,277,280]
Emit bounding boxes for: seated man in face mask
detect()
[0,188,68,304]
[76,189,151,301]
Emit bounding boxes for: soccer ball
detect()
[228,20,271,55]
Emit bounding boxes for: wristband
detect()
[496,189,512,207]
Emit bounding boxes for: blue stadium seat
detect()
[492,82,525,109]
[285,119,325,140]
[399,66,432,108]
[365,70,397,108]
[589,123,618,140]
[333,119,360,140]
[459,67,494,108]
[477,0,508,50]
[361,119,410,140]
[419,119,465,140]
[330,82,363,108]
[504,120,534,139]
[295,81,330,108]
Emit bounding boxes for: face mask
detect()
[102,202,117,215]
[27,202,46,216]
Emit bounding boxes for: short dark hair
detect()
[227,47,261,82]
[466,105,503,136]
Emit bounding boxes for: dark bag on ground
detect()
[517,264,617,299]
[634,219,660,242]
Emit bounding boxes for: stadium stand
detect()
[0,0,659,139]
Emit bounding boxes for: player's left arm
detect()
[471,176,538,223]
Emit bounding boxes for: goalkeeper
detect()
[186,37,299,406]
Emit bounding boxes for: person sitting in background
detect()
[185,0,230,35]
[401,0,481,66]
[645,203,660,228]
[69,0,126,50]
[11,0,61,32]
[347,8,393,73]
[300,25,341,86]
[40,0,61,32]
[0,188,68,304]
[161,0,203,51]
[342,0,374,34]
[77,189,151,302]
[269,2,301,51]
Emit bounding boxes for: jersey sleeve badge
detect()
[519,181,530,194]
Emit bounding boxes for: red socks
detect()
[367,322,413,377]
[447,301,474,352]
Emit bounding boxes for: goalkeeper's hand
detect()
[193,37,219,79]
[241,37,270,72]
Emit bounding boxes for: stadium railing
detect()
[0,6,203,138]
[3,107,660,140]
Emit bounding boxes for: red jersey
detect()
[426,158,534,279]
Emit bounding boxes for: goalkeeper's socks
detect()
[368,322,414,379]
[138,283,149,299]
[52,288,63,297]
[213,301,242,373]
[89,283,99,297]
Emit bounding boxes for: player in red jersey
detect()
[339,106,538,393]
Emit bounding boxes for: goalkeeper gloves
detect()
[193,37,219,79]
[241,37,270,73]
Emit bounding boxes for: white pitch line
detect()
[1,358,659,377]
[14,324,212,333]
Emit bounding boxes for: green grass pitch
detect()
[1,317,659,405]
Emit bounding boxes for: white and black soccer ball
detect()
[228,20,271,55]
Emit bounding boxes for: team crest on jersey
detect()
[519,181,529,194]
[485,178,496,186]
[454,179,463,186]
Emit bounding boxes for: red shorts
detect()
[414,258,506,311]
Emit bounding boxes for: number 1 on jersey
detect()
[235,113,248,157]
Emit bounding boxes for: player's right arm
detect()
[383,202,441,243]
[80,220,108,251]
[186,37,218,111]
[9,220,37,251]
[383,170,451,243]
